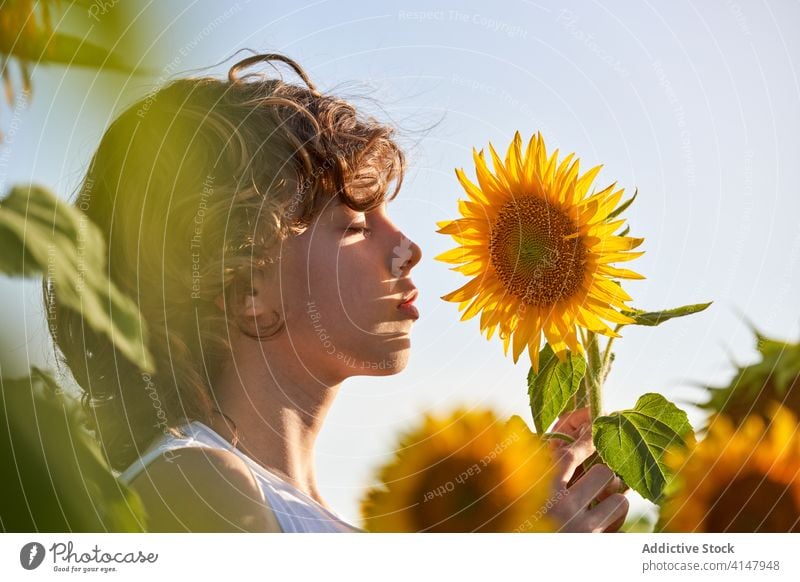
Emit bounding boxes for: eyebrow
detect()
[333,202,365,218]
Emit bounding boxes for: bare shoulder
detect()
[127,446,282,532]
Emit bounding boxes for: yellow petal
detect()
[505,131,524,187]
[596,265,646,280]
[543,148,560,191]
[594,250,645,264]
[575,305,618,336]
[542,316,569,356]
[577,181,615,209]
[595,236,645,252]
[435,246,481,264]
[588,288,629,310]
[578,185,622,223]
[560,314,581,352]
[501,326,512,357]
[527,320,544,372]
[436,217,488,236]
[460,284,501,320]
[512,314,535,363]
[473,149,506,199]
[457,197,487,220]
[595,278,633,302]
[455,167,490,205]
[535,132,548,176]
[441,276,483,302]
[522,132,548,185]
[583,297,636,324]
[488,142,513,191]
[587,218,627,237]
[554,155,579,205]
[594,188,626,220]
[452,261,487,275]
[574,164,603,199]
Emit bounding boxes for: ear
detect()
[215,268,280,337]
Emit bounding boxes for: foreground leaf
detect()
[592,393,694,502]
[0,184,153,371]
[528,344,586,434]
[8,31,142,74]
[0,368,145,531]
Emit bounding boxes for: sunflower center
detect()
[411,455,509,532]
[489,196,586,306]
[707,474,800,532]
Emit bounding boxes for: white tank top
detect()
[117,420,362,533]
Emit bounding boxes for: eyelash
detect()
[346,225,372,237]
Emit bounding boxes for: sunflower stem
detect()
[600,324,623,379]
[575,329,590,408]
[586,331,603,421]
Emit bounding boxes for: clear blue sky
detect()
[2,0,798,524]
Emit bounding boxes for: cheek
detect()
[297,229,390,332]
[335,243,392,313]
[299,236,365,315]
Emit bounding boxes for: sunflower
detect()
[659,405,800,532]
[436,132,644,371]
[360,408,558,532]
[699,331,800,424]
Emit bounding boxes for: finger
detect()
[548,424,590,454]
[565,459,587,489]
[554,450,593,489]
[584,493,629,533]
[562,464,616,507]
[552,407,591,434]
[553,429,595,485]
[554,447,596,489]
[603,509,627,533]
[594,474,625,503]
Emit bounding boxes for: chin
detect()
[348,351,410,377]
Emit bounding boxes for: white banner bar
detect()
[1,533,798,581]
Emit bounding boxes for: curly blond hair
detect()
[44,53,404,472]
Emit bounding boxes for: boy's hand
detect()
[547,407,629,532]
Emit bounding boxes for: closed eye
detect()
[346,225,372,237]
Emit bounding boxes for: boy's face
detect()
[268,197,422,381]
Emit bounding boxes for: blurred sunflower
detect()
[360,408,558,532]
[699,331,800,424]
[436,132,644,371]
[659,405,800,532]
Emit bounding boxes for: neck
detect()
[208,344,342,508]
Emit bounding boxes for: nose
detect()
[391,232,423,276]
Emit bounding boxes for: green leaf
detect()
[621,302,712,327]
[0,184,154,371]
[0,2,149,76]
[528,344,587,434]
[606,187,638,220]
[18,31,143,74]
[1,368,146,531]
[592,393,694,503]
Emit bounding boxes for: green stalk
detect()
[599,324,623,381]
[585,331,603,421]
[575,328,589,408]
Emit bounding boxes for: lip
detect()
[398,302,420,320]
[397,288,419,320]
[398,288,419,307]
